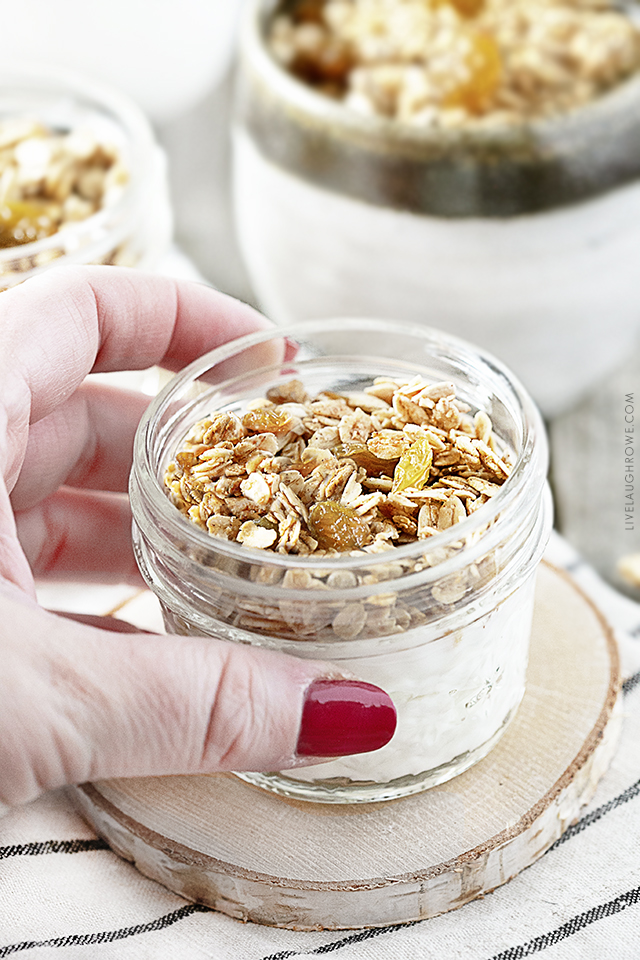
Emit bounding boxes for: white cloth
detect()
[2,532,640,959]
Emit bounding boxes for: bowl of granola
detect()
[233,0,640,416]
[130,318,552,803]
[0,65,172,291]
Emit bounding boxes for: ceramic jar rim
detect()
[237,0,640,216]
[241,0,640,152]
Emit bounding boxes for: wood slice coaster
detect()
[70,562,622,931]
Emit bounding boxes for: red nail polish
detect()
[297,679,397,757]
[283,337,299,362]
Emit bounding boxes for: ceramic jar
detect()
[233,0,640,417]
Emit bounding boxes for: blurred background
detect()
[1,0,638,599]
[0,0,251,296]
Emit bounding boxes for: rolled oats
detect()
[166,375,511,559]
[326,569,359,589]
[332,602,368,639]
[237,521,278,549]
[163,373,517,640]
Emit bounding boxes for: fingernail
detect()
[284,337,299,361]
[297,679,397,757]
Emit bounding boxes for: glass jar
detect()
[0,65,172,292]
[233,0,640,417]
[129,318,552,803]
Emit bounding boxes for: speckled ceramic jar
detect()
[233,0,640,416]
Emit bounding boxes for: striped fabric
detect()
[1,532,639,959]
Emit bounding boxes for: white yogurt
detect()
[286,573,535,785]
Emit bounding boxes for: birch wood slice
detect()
[71,562,621,931]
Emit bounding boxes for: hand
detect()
[0,265,396,811]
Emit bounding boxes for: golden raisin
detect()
[392,437,433,494]
[175,451,199,469]
[433,0,484,17]
[316,41,354,83]
[292,0,325,23]
[454,0,484,15]
[258,516,279,531]
[242,409,293,435]
[444,33,502,114]
[337,443,399,477]
[308,501,372,551]
[0,200,57,248]
[292,39,353,87]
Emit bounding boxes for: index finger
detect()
[0,264,272,427]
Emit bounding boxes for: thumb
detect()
[0,592,396,808]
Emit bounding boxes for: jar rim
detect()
[133,317,548,574]
[0,62,157,272]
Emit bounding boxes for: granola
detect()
[0,118,129,285]
[165,375,512,558]
[268,0,640,127]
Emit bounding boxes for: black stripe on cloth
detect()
[0,904,209,957]
[2,765,637,958]
[550,774,640,849]
[260,923,418,960]
[258,763,640,960]
[487,885,640,960]
[0,839,108,860]
[623,670,640,695]
[260,887,640,960]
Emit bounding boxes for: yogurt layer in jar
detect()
[130,318,552,803]
[285,580,535,790]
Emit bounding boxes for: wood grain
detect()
[70,562,621,930]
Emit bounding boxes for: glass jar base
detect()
[236,706,517,804]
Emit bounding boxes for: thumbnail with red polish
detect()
[297,679,397,757]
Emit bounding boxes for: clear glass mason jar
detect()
[0,65,172,292]
[129,318,552,803]
[233,0,640,417]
